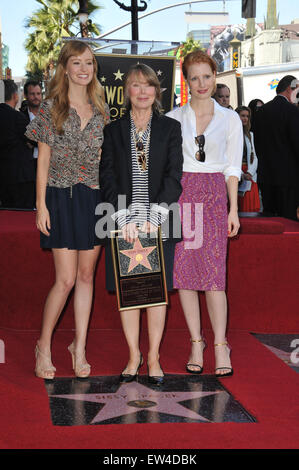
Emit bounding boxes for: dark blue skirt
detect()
[41,183,102,250]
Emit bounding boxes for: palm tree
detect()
[176,37,203,60]
[25,0,102,86]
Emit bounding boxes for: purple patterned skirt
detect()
[173,172,227,291]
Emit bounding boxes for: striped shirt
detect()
[113,112,166,231]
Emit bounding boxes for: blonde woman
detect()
[25,40,109,380]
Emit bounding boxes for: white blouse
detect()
[166,99,243,180]
[243,132,258,183]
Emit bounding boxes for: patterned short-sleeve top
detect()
[25,100,110,189]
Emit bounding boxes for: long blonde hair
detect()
[46,40,107,134]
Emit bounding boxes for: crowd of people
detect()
[213,78,299,220]
[1,41,298,382]
[1,69,298,220]
[0,79,40,208]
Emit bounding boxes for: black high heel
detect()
[186,337,206,374]
[147,360,164,385]
[214,341,233,377]
[120,354,143,383]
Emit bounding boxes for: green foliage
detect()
[176,37,203,59]
[25,0,102,81]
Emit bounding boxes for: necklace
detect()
[133,128,150,172]
[131,112,151,132]
[131,111,152,172]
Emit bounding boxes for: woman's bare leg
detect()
[146,305,167,376]
[72,246,101,351]
[179,289,204,372]
[36,248,77,376]
[120,309,142,374]
[205,290,232,375]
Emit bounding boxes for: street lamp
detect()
[78,0,89,38]
[112,1,148,41]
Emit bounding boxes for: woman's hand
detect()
[36,206,51,236]
[227,209,240,238]
[122,222,138,243]
[140,221,158,234]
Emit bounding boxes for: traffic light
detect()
[242,0,256,19]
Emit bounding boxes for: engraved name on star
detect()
[120,238,156,273]
[51,381,222,424]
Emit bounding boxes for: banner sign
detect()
[180,58,189,106]
[232,49,239,68]
[95,54,176,120]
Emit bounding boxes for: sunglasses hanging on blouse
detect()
[136,139,147,172]
[195,134,206,162]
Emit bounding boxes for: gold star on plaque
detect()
[113,69,124,81]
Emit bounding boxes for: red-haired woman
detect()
[25,40,110,380]
[235,106,260,213]
[167,50,243,377]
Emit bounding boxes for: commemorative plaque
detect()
[110,229,168,311]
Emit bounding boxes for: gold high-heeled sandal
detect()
[214,341,233,377]
[186,338,206,374]
[68,342,91,378]
[35,343,56,380]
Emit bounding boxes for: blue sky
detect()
[1,0,299,77]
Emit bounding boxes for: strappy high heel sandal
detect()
[68,342,91,378]
[35,343,56,380]
[186,338,206,374]
[120,354,143,383]
[214,341,233,377]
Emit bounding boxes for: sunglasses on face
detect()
[195,134,206,162]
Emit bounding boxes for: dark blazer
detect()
[99,111,183,241]
[254,95,299,187]
[0,103,36,183]
[20,107,38,155]
[20,107,31,123]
